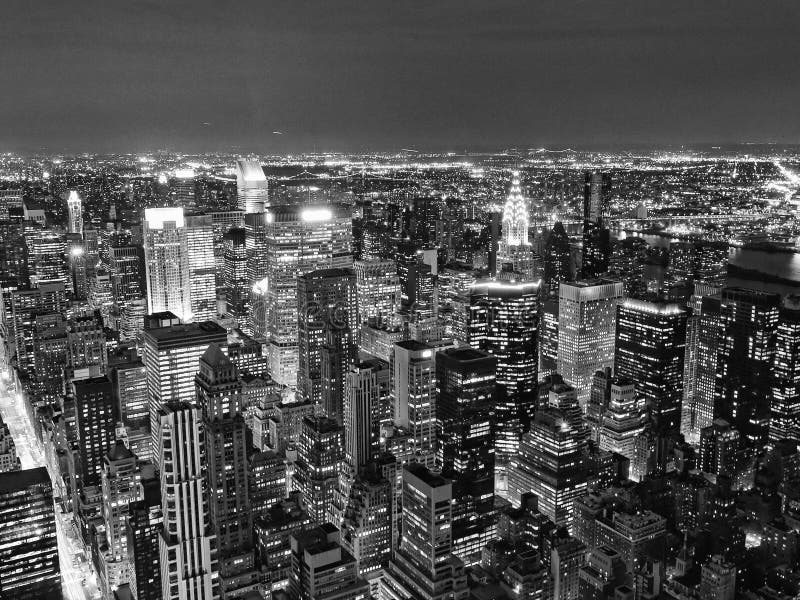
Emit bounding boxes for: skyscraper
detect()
[293,416,345,525]
[354,259,400,327]
[771,297,800,443]
[469,279,539,488]
[297,268,357,410]
[170,169,196,211]
[127,478,163,600]
[681,284,722,444]
[344,361,387,473]
[614,299,687,433]
[222,227,249,323]
[185,214,217,321]
[142,320,227,453]
[498,171,538,280]
[597,378,648,480]
[235,159,269,213]
[260,204,353,386]
[715,288,780,442]
[0,467,61,600]
[67,189,83,235]
[196,344,259,597]
[393,340,437,468]
[507,408,587,530]
[143,207,191,321]
[156,401,219,600]
[557,279,624,406]
[396,240,436,321]
[581,171,611,279]
[73,375,118,487]
[436,347,497,565]
[381,464,469,600]
[544,221,572,297]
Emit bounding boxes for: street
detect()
[0,369,102,600]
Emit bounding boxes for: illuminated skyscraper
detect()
[72,375,118,487]
[293,416,345,525]
[507,408,587,531]
[169,168,196,211]
[297,268,357,410]
[557,279,623,406]
[581,171,611,279]
[543,221,572,297]
[436,347,497,565]
[396,240,435,321]
[185,214,217,321]
[393,340,437,468]
[67,189,83,235]
[261,204,353,386]
[498,172,538,280]
[771,297,800,443]
[108,244,145,308]
[469,279,539,486]
[501,171,529,247]
[111,353,150,460]
[222,227,249,323]
[196,344,259,597]
[142,320,227,453]
[715,288,780,442]
[235,159,269,213]
[354,259,400,327]
[597,378,648,481]
[0,467,61,600]
[143,207,191,321]
[682,288,723,445]
[381,464,469,600]
[344,360,389,473]
[614,299,687,433]
[156,401,219,600]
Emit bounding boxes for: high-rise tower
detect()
[67,189,83,235]
[235,159,269,213]
[143,207,191,321]
[581,171,611,279]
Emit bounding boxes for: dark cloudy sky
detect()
[2,0,799,153]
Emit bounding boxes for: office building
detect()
[111,354,150,460]
[558,279,624,406]
[581,171,611,279]
[544,221,572,297]
[507,408,587,531]
[142,320,227,454]
[235,159,269,213]
[66,189,83,235]
[108,244,145,307]
[222,227,249,322]
[185,214,217,321]
[396,240,436,321]
[73,375,118,487]
[469,279,539,485]
[381,464,469,600]
[156,401,219,600]
[293,416,345,525]
[614,299,687,433]
[340,470,393,591]
[289,524,369,600]
[498,171,538,279]
[680,284,721,445]
[700,555,736,600]
[100,442,143,595]
[597,378,648,481]
[196,344,259,597]
[393,340,438,468]
[771,297,800,443]
[354,259,400,327]
[344,360,390,473]
[143,207,191,321]
[595,509,666,573]
[127,478,163,600]
[297,268,357,409]
[169,168,196,211]
[715,288,780,442]
[578,546,629,600]
[0,467,61,600]
[259,204,353,386]
[436,347,497,565]
[0,415,20,472]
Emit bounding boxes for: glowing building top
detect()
[236,159,269,213]
[501,171,529,246]
[67,190,83,235]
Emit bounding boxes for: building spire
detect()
[501,171,529,246]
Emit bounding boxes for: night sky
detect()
[2,0,799,154]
